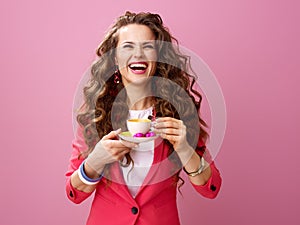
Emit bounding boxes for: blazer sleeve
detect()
[65,126,94,204]
[190,138,222,199]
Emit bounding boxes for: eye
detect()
[123,44,133,49]
[144,44,155,49]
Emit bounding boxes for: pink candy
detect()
[133,133,144,137]
[133,131,155,138]
[145,132,155,137]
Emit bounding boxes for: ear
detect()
[114,57,118,66]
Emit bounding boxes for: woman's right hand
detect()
[71,129,137,192]
[85,128,137,176]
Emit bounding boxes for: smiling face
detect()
[115,24,157,86]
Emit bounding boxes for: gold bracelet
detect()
[183,156,205,177]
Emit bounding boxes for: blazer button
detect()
[131,207,138,215]
[210,184,217,191]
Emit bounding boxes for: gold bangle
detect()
[183,156,205,177]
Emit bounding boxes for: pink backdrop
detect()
[1,0,299,224]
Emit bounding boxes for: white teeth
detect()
[129,63,147,69]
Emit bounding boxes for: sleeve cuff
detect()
[66,176,94,204]
[191,162,222,199]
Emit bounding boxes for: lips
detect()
[128,62,148,74]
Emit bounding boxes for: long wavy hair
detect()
[77,11,208,184]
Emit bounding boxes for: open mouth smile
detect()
[128,62,148,74]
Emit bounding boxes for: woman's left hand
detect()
[154,117,212,185]
[154,117,190,151]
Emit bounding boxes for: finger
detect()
[104,139,137,149]
[154,128,181,136]
[156,117,179,123]
[103,128,122,140]
[109,146,131,157]
[156,117,173,121]
[155,118,184,129]
[119,139,139,148]
[116,149,132,162]
[159,133,179,143]
[119,148,131,157]
[155,121,181,129]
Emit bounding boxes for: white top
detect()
[121,107,154,198]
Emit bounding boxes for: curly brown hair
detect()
[77,11,208,182]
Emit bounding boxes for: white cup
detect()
[127,118,151,135]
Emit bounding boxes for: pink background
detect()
[1,0,299,224]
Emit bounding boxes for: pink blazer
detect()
[65,129,222,225]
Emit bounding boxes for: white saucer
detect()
[118,131,158,143]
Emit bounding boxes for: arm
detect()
[65,139,95,204]
[189,161,222,199]
[65,127,97,204]
[175,139,222,199]
[181,140,222,199]
[154,117,222,199]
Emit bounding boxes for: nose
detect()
[133,45,144,58]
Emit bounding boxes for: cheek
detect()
[145,50,157,62]
[147,52,157,75]
[116,51,131,68]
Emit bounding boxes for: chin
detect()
[129,76,151,85]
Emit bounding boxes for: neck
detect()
[125,81,153,110]
[129,96,154,110]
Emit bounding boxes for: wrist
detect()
[175,145,195,166]
[183,156,205,177]
[85,151,106,175]
[77,161,104,186]
[84,162,104,179]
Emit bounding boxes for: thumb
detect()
[103,128,122,140]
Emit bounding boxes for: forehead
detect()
[117,24,156,43]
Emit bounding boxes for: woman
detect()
[66,11,222,225]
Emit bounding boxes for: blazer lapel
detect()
[106,162,136,205]
[136,138,175,196]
